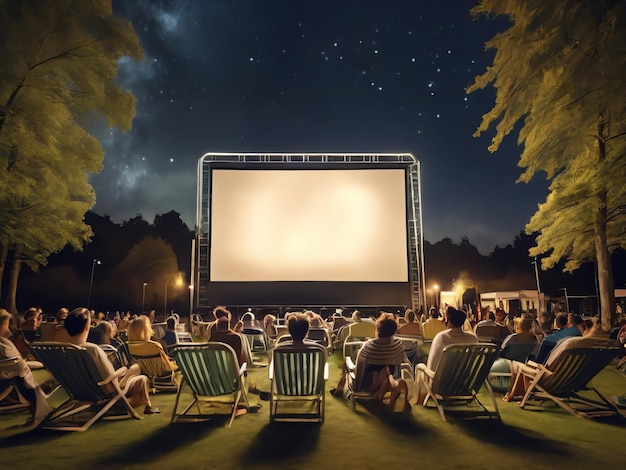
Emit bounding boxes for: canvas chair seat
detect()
[519,345,623,419]
[171,342,247,427]
[416,343,501,421]
[0,357,31,413]
[269,347,327,423]
[128,341,178,392]
[30,342,141,431]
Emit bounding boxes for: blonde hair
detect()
[127,315,153,341]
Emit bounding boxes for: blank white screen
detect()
[210,168,408,282]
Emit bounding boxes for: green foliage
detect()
[0,0,143,268]
[468,0,626,270]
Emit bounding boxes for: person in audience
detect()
[422,307,447,340]
[332,313,410,412]
[148,310,156,324]
[54,308,69,324]
[163,317,178,347]
[551,313,568,332]
[397,308,423,336]
[209,306,250,367]
[426,307,478,373]
[263,314,277,338]
[0,310,53,428]
[19,307,42,341]
[65,308,157,414]
[531,313,585,363]
[128,314,166,348]
[501,316,537,348]
[505,319,618,401]
[92,320,116,345]
[304,309,326,328]
[275,312,324,351]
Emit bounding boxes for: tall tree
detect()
[467,0,626,329]
[0,0,142,312]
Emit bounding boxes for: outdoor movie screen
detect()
[207,166,411,305]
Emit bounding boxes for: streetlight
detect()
[87,259,101,309]
[188,284,194,317]
[141,282,148,314]
[164,274,184,316]
[560,287,570,313]
[531,257,541,292]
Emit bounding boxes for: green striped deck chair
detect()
[30,342,141,431]
[171,342,247,427]
[269,347,327,423]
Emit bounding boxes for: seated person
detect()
[54,308,69,324]
[427,307,478,373]
[209,306,249,367]
[275,313,325,351]
[0,310,53,428]
[397,308,423,336]
[501,316,537,349]
[128,315,177,365]
[65,308,157,414]
[163,317,178,347]
[505,318,616,401]
[422,308,447,340]
[19,307,43,342]
[531,313,585,364]
[333,313,411,412]
[263,314,277,338]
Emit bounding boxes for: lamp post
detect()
[189,284,194,317]
[87,259,101,309]
[560,287,570,313]
[164,274,184,316]
[141,282,148,314]
[433,284,440,310]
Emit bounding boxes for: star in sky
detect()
[93,0,548,254]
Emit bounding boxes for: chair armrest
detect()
[239,362,247,377]
[268,360,274,380]
[324,362,329,380]
[345,355,356,372]
[416,362,435,379]
[97,366,127,386]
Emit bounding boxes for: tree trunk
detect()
[5,243,23,315]
[595,127,616,332]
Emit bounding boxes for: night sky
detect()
[92,0,549,254]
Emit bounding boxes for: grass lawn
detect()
[2,350,626,470]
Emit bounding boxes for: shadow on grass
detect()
[88,418,226,468]
[354,400,430,437]
[241,422,321,465]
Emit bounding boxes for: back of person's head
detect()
[429,307,440,319]
[213,306,231,321]
[65,307,90,337]
[287,312,310,341]
[568,313,583,327]
[555,313,568,329]
[515,316,533,333]
[447,308,467,328]
[166,317,176,330]
[55,307,69,323]
[404,308,416,323]
[127,315,153,341]
[495,308,505,320]
[24,307,38,321]
[376,312,398,338]
[0,309,11,327]
[351,310,361,321]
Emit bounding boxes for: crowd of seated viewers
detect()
[2,302,626,428]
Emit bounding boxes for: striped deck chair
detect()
[519,346,623,419]
[171,342,247,427]
[416,343,501,421]
[270,347,327,423]
[30,342,141,432]
[128,340,178,391]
